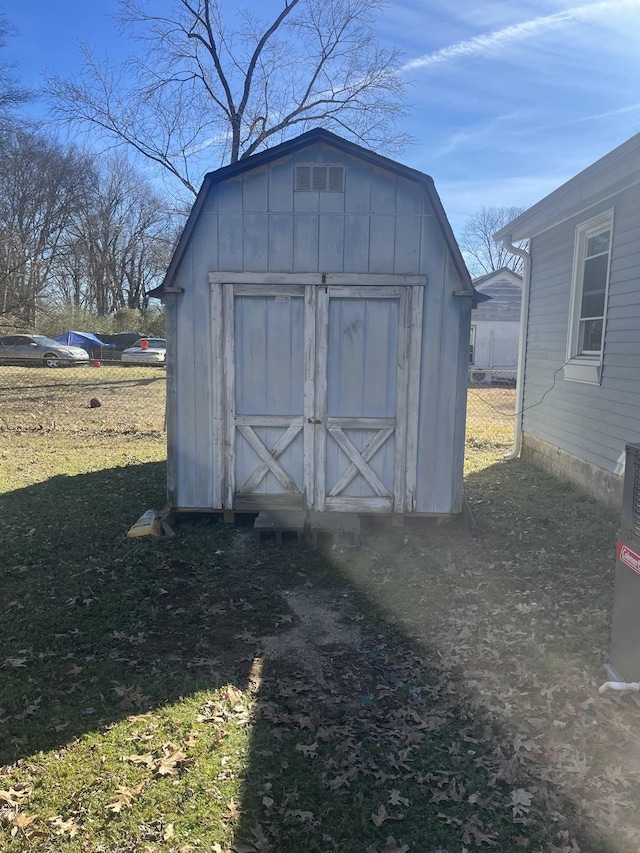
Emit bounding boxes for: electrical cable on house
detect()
[468,358,573,419]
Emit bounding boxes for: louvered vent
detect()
[295,164,345,192]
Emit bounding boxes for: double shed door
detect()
[220,281,423,514]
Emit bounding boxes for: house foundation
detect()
[521,433,622,513]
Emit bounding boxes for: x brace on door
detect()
[327,425,394,498]
[237,420,304,495]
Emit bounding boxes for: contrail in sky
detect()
[402,0,638,71]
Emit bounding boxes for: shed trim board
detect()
[219,276,423,514]
[209,272,427,288]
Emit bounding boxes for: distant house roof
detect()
[472,267,522,289]
[472,269,522,322]
[494,131,640,242]
[150,128,472,298]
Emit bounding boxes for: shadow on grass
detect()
[0,457,632,852]
[0,460,258,765]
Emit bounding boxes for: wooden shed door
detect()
[223,284,314,511]
[313,286,414,513]
[222,282,420,514]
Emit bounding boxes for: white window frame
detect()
[564,208,614,385]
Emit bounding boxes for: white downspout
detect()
[501,237,531,461]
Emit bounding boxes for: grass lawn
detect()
[1,368,638,852]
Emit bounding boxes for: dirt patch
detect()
[259,587,362,684]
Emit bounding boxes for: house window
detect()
[564,209,614,384]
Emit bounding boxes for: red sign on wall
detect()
[617,541,640,576]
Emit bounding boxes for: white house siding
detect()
[471,274,521,373]
[471,320,520,371]
[165,138,469,515]
[522,185,640,490]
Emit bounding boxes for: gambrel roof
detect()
[150,128,472,298]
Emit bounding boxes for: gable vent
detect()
[295,164,345,192]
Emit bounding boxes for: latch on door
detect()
[307,418,322,424]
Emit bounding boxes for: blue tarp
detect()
[54,331,116,352]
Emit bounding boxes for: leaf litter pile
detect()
[1,442,640,852]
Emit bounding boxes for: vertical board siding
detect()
[293,214,320,272]
[415,213,446,513]
[243,214,269,271]
[523,185,640,476]
[343,214,370,272]
[325,295,399,498]
[218,213,243,271]
[268,215,294,272]
[268,162,293,212]
[170,140,469,514]
[242,169,268,211]
[394,215,421,274]
[326,298,398,418]
[234,295,304,415]
[432,257,464,513]
[370,170,397,213]
[165,293,178,508]
[369,215,396,272]
[174,241,198,508]
[318,215,345,272]
[233,294,305,500]
[205,146,438,277]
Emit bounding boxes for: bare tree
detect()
[51,154,177,314]
[0,129,87,328]
[0,14,31,127]
[459,206,528,277]
[45,0,409,197]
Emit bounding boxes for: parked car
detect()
[0,334,90,368]
[121,338,167,367]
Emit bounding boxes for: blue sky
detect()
[4,0,640,235]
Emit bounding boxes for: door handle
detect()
[307,418,322,424]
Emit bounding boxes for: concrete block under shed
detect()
[254,511,306,544]
[309,512,360,547]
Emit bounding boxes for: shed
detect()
[151,129,474,520]
[494,131,640,511]
[469,268,522,384]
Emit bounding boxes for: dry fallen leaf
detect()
[156,748,189,776]
[106,782,145,813]
[372,804,403,827]
[127,752,156,769]
[3,657,27,668]
[388,789,410,807]
[0,784,32,806]
[224,798,242,821]
[49,816,80,836]
[10,813,37,837]
[295,742,318,759]
[366,837,410,853]
[510,788,533,817]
